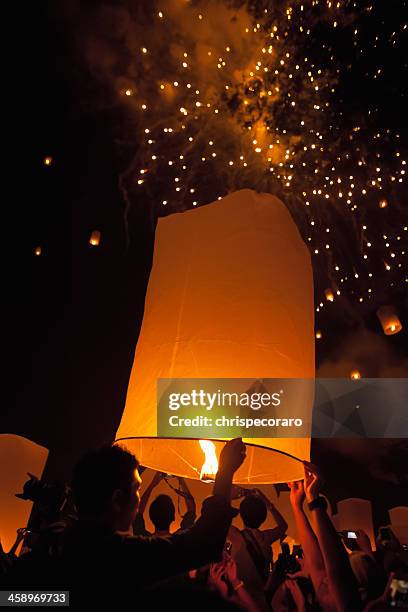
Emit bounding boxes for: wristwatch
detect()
[307,496,327,511]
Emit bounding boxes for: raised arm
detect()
[178,477,197,530]
[213,438,246,503]
[355,529,376,561]
[178,477,196,516]
[254,488,288,543]
[137,470,163,516]
[304,463,362,611]
[288,480,330,605]
[8,529,27,558]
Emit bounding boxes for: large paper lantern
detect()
[0,435,48,551]
[116,189,314,484]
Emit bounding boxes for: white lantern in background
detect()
[0,435,48,551]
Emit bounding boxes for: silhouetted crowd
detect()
[1,439,407,610]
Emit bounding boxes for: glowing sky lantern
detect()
[350,370,361,380]
[116,190,315,484]
[0,435,48,551]
[325,288,334,302]
[89,230,101,246]
[376,305,402,335]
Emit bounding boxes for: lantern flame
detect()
[199,440,218,482]
[350,369,361,380]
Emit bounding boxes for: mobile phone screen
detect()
[347,531,357,539]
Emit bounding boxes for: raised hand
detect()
[219,438,246,475]
[288,480,305,509]
[355,529,373,556]
[209,560,228,598]
[303,462,321,502]
[16,528,28,539]
[224,556,239,585]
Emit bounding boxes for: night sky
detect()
[9,0,408,513]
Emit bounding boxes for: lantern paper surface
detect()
[377,305,402,335]
[116,189,314,483]
[0,435,49,551]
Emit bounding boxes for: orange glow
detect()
[34,246,42,256]
[315,330,322,339]
[0,435,48,551]
[199,440,218,482]
[325,288,334,302]
[89,230,101,246]
[377,305,402,335]
[379,199,388,209]
[43,156,52,166]
[350,369,361,380]
[116,190,315,484]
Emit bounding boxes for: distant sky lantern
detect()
[34,246,42,256]
[379,199,388,209]
[377,305,402,335]
[350,370,361,380]
[43,156,52,166]
[116,190,315,484]
[89,230,101,246]
[325,288,334,302]
[315,330,322,339]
